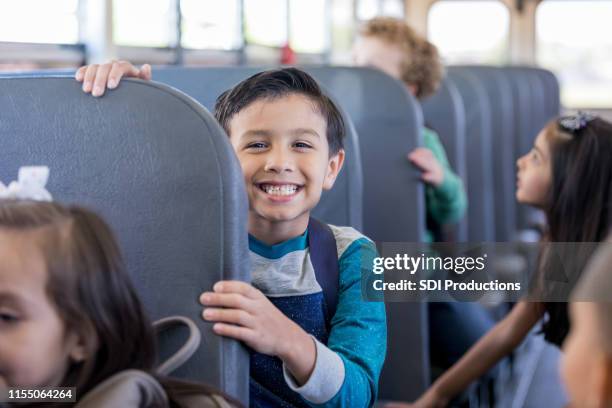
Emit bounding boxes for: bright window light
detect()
[290,0,327,53]
[181,0,241,50]
[0,0,79,44]
[113,0,176,47]
[428,1,509,64]
[244,0,287,47]
[537,1,612,108]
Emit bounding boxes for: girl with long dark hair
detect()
[387,114,612,407]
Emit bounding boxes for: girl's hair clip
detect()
[0,166,53,202]
[558,111,596,133]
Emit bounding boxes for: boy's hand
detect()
[200,281,316,384]
[75,60,152,97]
[408,148,444,187]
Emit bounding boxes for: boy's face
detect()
[228,94,344,231]
[562,302,612,407]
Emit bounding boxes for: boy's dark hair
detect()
[214,67,345,156]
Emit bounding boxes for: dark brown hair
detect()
[537,117,612,345]
[214,67,345,156]
[0,200,241,407]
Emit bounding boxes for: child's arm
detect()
[406,301,545,408]
[409,128,467,225]
[75,61,152,97]
[200,236,387,408]
[318,237,387,408]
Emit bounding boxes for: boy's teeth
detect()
[261,184,298,196]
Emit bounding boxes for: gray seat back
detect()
[446,70,496,242]
[504,66,552,231]
[449,66,517,241]
[301,67,429,403]
[0,77,249,404]
[533,67,561,119]
[302,66,426,242]
[153,66,363,230]
[502,67,535,231]
[421,78,468,241]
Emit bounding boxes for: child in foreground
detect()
[0,199,238,407]
[76,64,387,407]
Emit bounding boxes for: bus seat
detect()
[421,78,469,241]
[0,77,250,405]
[449,66,517,242]
[303,67,429,403]
[446,69,496,243]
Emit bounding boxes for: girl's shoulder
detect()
[75,370,238,408]
[75,370,168,408]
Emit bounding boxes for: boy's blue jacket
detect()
[248,224,387,407]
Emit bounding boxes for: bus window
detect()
[356,0,404,20]
[244,0,287,47]
[381,0,404,18]
[0,0,79,44]
[181,0,242,50]
[357,0,380,21]
[537,0,612,108]
[290,0,327,53]
[428,0,509,64]
[113,0,176,47]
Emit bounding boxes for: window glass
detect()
[181,0,241,49]
[244,0,287,47]
[537,1,612,108]
[381,0,404,18]
[290,0,327,53]
[0,0,79,44]
[113,0,176,47]
[357,0,379,21]
[428,1,509,64]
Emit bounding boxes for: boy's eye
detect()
[294,142,312,149]
[0,312,19,324]
[246,142,267,149]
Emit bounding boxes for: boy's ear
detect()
[323,149,345,190]
[592,355,612,408]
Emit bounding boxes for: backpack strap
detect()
[153,316,201,376]
[307,217,339,330]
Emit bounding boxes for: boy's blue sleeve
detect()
[295,237,387,407]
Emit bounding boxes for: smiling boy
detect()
[76,64,387,407]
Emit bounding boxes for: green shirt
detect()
[423,127,467,242]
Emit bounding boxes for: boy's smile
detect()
[228,94,344,244]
